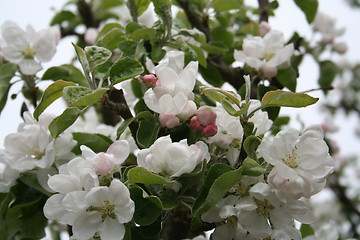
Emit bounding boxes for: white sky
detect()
[0,0,360,157]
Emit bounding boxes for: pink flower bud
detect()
[196,106,217,126]
[84,28,98,45]
[159,113,180,128]
[261,63,278,78]
[142,74,157,86]
[202,123,218,137]
[94,153,113,175]
[190,116,203,131]
[259,21,271,36]
[333,42,347,54]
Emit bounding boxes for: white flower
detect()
[71,179,135,240]
[234,30,294,78]
[1,21,58,75]
[313,12,345,43]
[144,50,198,119]
[0,150,20,192]
[137,135,210,177]
[246,100,273,135]
[80,140,130,175]
[258,125,334,201]
[206,106,244,166]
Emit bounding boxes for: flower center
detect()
[263,50,275,61]
[22,47,35,59]
[282,153,299,168]
[255,199,274,219]
[88,200,116,220]
[29,147,44,160]
[227,215,238,228]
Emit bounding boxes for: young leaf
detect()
[130,186,163,226]
[294,0,318,23]
[136,120,161,148]
[42,64,88,87]
[152,0,172,33]
[212,0,242,11]
[109,57,144,85]
[49,107,82,138]
[318,60,338,94]
[72,43,94,89]
[134,0,152,15]
[0,63,17,115]
[243,136,261,160]
[72,132,113,154]
[34,80,76,120]
[242,158,265,176]
[127,167,172,184]
[84,46,112,70]
[261,90,318,108]
[128,27,157,41]
[300,224,315,238]
[63,86,107,106]
[276,67,297,92]
[116,111,154,138]
[96,28,125,51]
[192,164,241,216]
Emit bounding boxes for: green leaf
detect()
[63,86,108,106]
[96,23,124,42]
[96,28,126,51]
[130,186,163,226]
[178,29,206,44]
[72,43,94,88]
[34,80,76,120]
[19,171,52,196]
[300,224,315,238]
[294,0,318,23]
[109,57,144,84]
[152,0,172,31]
[276,67,297,92]
[135,0,152,15]
[84,46,112,71]
[192,164,242,216]
[261,90,318,108]
[0,63,17,114]
[49,107,82,138]
[128,27,157,41]
[127,167,172,184]
[242,158,265,176]
[116,111,154,138]
[136,119,161,148]
[199,64,224,87]
[189,43,207,67]
[200,87,241,105]
[50,10,78,26]
[243,136,261,160]
[318,60,338,94]
[42,64,88,87]
[72,132,113,154]
[212,0,242,11]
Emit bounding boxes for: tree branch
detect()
[258,0,269,22]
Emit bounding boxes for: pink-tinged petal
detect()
[18,58,42,75]
[99,218,126,240]
[159,113,180,128]
[180,61,198,92]
[243,37,265,58]
[72,212,101,240]
[155,66,178,91]
[106,140,130,164]
[2,45,23,63]
[234,50,247,61]
[245,57,264,69]
[1,21,28,50]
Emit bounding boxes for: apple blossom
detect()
[259,21,271,36]
[0,150,20,192]
[246,100,273,135]
[137,135,210,177]
[0,21,58,75]
[159,113,181,128]
[144,50,198,119]
[258,125,335,201]
[234,30,294,78]
[71,179,135,240]
[313,12,345,43]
